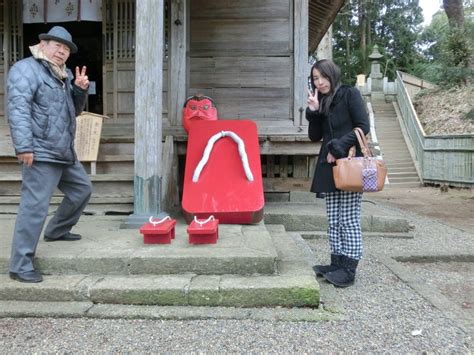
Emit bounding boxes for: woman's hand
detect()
[74,66,89,90]
[307,88,319,111]
[327,152,336,164]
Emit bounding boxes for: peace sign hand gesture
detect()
[306,88,319,112]
[74,66,89,90]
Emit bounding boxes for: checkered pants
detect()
[325,191,363,260]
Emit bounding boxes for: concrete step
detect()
[0,216,278,276]
[387,177,421,184]
[0,216,320,308]
[385,181,423,188]
[263,202,411,233]
[386,168,417,174]
[384,162,416,168]
[376,118,400,121]
[381,153,413,160]
[0,272,318,308]
[387,172,419,178]
[379,142,411,148]
[299,230,413,240]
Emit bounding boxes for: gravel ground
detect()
[0,204,472,353]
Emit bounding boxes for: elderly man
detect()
[7,26,92,283]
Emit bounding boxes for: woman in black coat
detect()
[306,59,370,287]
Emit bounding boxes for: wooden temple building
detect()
[0,0,345,224]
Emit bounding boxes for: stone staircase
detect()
[0,121,138,215]
[0,215,320,309]
[369,98,421,188]
[0,198,412,317]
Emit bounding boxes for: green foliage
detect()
[331,0,473,87]
[418,7,473,87]
[332,0,423,83]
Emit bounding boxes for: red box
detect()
[182,120,264,224]
[139,217,177,244]
[187,216,219,244]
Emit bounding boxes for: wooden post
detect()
[122,0,166,228]
[293,0,309,127]
[169,0,187,126]
[316,26,333,61]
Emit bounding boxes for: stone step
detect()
[387,172,419,178]
[382,155,413,161]
[0,194,134,216]
[0,155,136,174]
[387,167,417,174]
[0,301,334,322]
[384,162,416,168]
[0,273,318,308]
[385,181,423,188]
[263,202,411,233]
[381,153,412,159]
[381,157,414,162]
[379,142,411,147]
[0,173,134,197]
[374,118,398,122]
[386,177,421,184]
[0,216,320,308]
[299,230,413,240]
[0,216,278,276]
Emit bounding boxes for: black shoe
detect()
[323,255,359,288]
[313,254,342,276]
[44,232,82,242]
[9,270,43,283]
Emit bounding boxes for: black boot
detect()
[312,254,342,277]
[323,255,359,287]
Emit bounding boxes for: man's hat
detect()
[38,26,78,53]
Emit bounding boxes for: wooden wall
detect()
[104,61,169,121]
[1,0,22,123]
[188,0,294,126]
[103,0,169,122]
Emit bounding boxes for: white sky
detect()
[419,0,443,26]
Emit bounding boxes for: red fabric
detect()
[182,96,218,133]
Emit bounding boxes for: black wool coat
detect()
[306,85,370,193]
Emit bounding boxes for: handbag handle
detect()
[347,127,372,158]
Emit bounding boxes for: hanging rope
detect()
[192,130,254,182]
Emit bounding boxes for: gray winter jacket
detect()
[7,56,87,164]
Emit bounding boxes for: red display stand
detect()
[187,216,219,244]
[139,216,176,244]
[181,120,264,224]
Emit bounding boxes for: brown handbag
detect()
[332,127,388,192]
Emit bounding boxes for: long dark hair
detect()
[309,59,342,115]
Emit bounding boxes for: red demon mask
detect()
[182,95,218,133]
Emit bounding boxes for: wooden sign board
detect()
[75,111,104,162]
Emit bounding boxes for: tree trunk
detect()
[345,6,351,64]
[358,0,367,71]
[443,0,464,28]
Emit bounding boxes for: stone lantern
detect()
[368,44,384,92]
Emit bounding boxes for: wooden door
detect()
[103,0,169,122]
